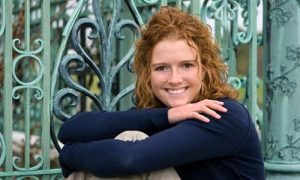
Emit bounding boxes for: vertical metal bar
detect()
[24,0,31,169]
[261,0,268,164]
[247,0,257,121]
[176,0,182,10]
[190,0,200,17]
[0,0,6,36]
[215,20,222,43]
[41,0,51,179]
[4,0,13,177]
[24,89,31,169]
[160,0,167,6]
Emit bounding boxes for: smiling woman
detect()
[58,6,265,180]
[150,39,202,108]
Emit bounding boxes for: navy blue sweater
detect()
[58,98,265,179]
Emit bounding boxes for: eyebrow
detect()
[181,59,197,63]
[151,59,197,66]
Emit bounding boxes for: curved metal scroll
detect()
[51,0,141,151]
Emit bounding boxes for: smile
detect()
[166,88,187,95]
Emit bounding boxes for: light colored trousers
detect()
[66,131,181,180]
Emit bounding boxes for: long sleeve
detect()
[58,108,171,144]
[59,99,253,178]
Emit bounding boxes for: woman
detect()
[59,6,264,180]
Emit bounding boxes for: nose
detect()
[168,69,183,85]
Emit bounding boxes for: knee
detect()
[114,131,149,142]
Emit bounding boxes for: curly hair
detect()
[134,6,238,109]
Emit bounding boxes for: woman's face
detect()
[150,39,203,108]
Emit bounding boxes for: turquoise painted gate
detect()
[0,0,300,179]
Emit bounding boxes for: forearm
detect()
[58,108,171,144]
[60,140,152,177]
[59,119,241,178]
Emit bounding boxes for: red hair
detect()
[134,6,238,108]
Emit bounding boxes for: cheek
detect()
[193,71,203,91]
[150,73,158,91]
[150,72,162,85]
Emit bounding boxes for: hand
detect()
[168,99,227,124]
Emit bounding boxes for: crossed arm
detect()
[58,99,232,177]
[59,99,227,143]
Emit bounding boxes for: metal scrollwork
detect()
[71,18,103,84]
[12,86,43,100]
[207,0,239,21]
[11,2,45,168]
[12,39,44,55]
[232,0,260,45]
[268,46,300,96]
[59,54,103,109]
[52,1,141,150]
[12,54,44,86]
[12,38,44,86]
[12,155,43,171]
[204,0,260,45]
[53,88,80,121]
[113,19,140,76]
[111,84,135,109]
[54,0,141,121]
[228,77,242,89]
[124,0,158,27]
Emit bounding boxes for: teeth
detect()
[167,88,185,94]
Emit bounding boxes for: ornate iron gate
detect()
[1,0,300,179]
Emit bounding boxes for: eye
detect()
[154,65,166,71]
[183,63,195,68]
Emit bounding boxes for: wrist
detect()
[167,108,177,124]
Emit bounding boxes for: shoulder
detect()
[213,98,254,140]
[177,98,251,130]
[218,98,250,122]
[219,98,246,112]
[182,98,252,134]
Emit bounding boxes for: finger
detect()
[210,100,224,105]
[192,100,227,113]
[206,103,227,112]
[192,112,210,123]
[195,99,224,107]
[202,107,221,119]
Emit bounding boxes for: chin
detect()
[167,101,188,108]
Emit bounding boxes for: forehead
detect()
[151,39,198,64]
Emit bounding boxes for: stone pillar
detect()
[263,0,300,179]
